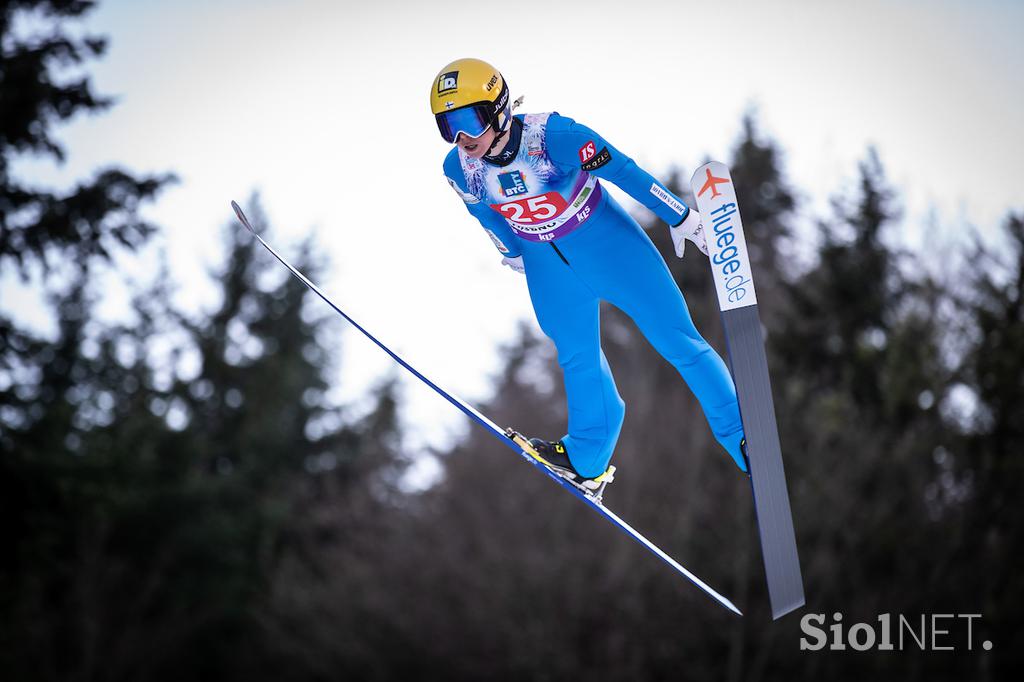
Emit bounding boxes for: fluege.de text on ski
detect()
[709,202,755,308]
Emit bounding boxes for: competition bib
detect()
[489,173,601,242]
[458,113,600,243]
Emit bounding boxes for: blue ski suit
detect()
[443,112,745,476]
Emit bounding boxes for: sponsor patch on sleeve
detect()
[649,182,686,215]
[447,176,480,204]
[485,229,511,254]
[579,140,597,163]
[581,146,612,171]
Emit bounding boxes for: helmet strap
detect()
[483,116,522,166]
[485,95,523,152]
[485,124,507,154]
[484,104,512,153]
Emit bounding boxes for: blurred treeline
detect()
[2,3,1022,681]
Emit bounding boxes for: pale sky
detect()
[5,0,1023,456]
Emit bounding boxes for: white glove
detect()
[669,208,709,259]
[501,255,525,274]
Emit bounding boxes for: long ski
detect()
[231,200,741,616]
[689,163,805,619]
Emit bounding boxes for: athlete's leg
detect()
[520,242,624,478]
[569,201,746,470]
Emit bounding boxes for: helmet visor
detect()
[435,104,492,144]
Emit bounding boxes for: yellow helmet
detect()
[430,58,511,143]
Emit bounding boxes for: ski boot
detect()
[529,437,617,500]
[506,429,615,500]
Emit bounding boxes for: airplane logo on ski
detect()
[697,167,730,199]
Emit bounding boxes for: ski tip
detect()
[688,160,732,193]
[230,200,254,233]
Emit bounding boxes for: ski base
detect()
[231,200,742,617]
[724,305,805,619]
[688,163,805,620]
[506,426,742,616]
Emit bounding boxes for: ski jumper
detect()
[443,113,745,476]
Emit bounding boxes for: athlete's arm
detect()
[544,114,691,227]
[443,151,522,258]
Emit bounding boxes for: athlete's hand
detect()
[501,255,525,275]
[670,208,709,259]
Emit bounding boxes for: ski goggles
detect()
[435,103,494,144]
